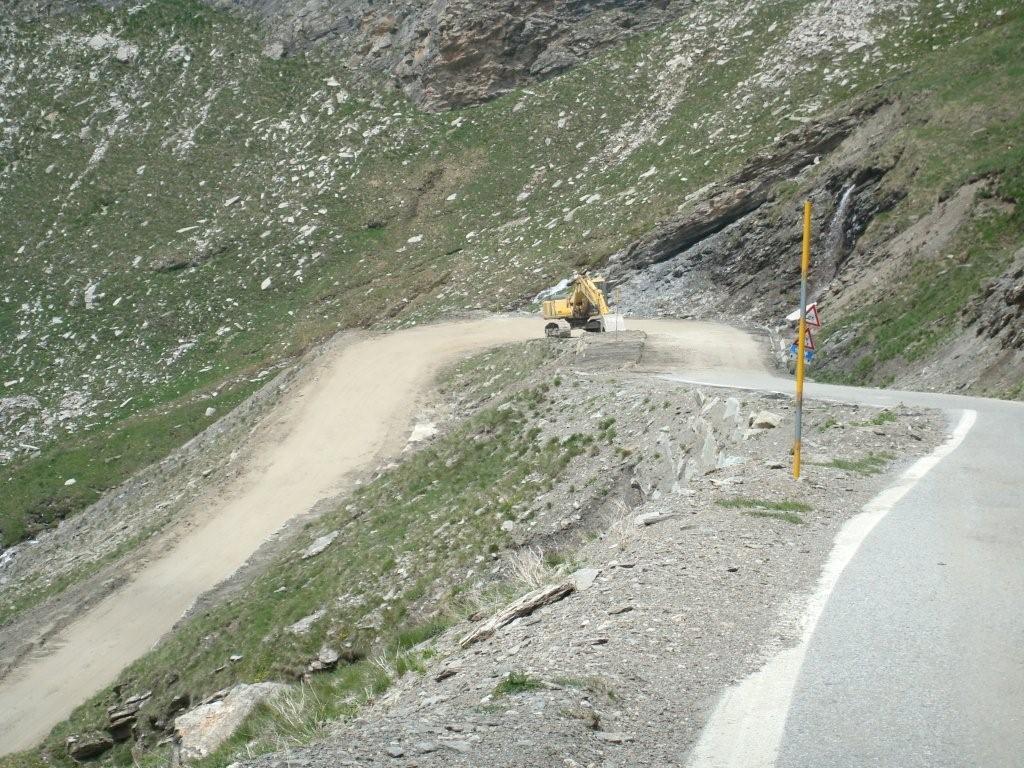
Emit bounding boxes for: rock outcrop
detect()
[965,247,1024,351]
[173,683,288,761]
[225,0,691,110]
[12,0,688,111]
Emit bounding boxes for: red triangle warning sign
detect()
[805,303,821,328]
[794,327,815,351]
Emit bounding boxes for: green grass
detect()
[0,377,260,547]
[494,672,545,697]
[861,410,897,426]
[815,451,895,475]
[717,497,812,513]
[553,675,618,701]
[717,497,810,524]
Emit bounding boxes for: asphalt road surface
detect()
[677,371,1024,768]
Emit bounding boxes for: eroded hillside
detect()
[3,0,1017,552]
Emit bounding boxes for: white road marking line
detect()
[686,409,978,768]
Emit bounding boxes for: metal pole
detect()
[794,201,812,479]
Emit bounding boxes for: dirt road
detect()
[0,316,767,754]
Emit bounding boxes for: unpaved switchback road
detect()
[674,372,1024,768]
[0,316,765,754]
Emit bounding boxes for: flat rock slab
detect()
[175,682,288,760]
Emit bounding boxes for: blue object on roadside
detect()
[789,343,814,363]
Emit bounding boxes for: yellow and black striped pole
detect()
[793,201,812,479]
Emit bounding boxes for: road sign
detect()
[794,327,815,351]
[805,303,821,328]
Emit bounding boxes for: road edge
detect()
[685,408,978,768]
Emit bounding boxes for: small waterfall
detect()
[826,184,856,260]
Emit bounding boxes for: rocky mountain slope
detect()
[9,0,690,111]
[0,0,1020,763]
[1,332,944,767]
[2,0,1018,555]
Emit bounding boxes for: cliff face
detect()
[220,0,688,110]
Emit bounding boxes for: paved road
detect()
[676,371,1024,768]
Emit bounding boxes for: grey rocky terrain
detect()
[235,333,942,768]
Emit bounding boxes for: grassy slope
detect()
[0,0,991,548]
[813,8,1024,389]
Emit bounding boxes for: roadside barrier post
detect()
[793,201,812,479]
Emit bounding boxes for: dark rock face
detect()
[965,248,1024,351]
[225,0,688,110]
[607,98,900,322]
[13,0,686,111]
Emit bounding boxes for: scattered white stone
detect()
[634,511,675,527]
[286,608,326,635]
[408,422,438,443]
[301,530,339,559]
[64,478,76,486]
[224,196,240,207]
[84,282,99,310]
[204,407,216,417]
[114,43,138,64]
[260,277,272,290]
[407,234,424,244]
[571,567,601,592]
[749,411,782,429]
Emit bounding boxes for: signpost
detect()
[793,202,812,480]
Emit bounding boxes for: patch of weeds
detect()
[716,497,812,513]
[816,451,894,475]
[396,617,451,650]
[559,705,601,730]
[743,509,804,525]
[819,416,840,431]
[853,410,897,427]
[553,675,618,701]
[494,671,544,697]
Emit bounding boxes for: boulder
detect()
[286,608,326,635]
[174,683,288,761]
[66,732,113,761]
[570,567,600,592]
[634,511,675,527]
[301,530,339,559]
[749,410,782,429]
[114,43,138,64]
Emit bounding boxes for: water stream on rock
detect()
[827,184,856,260]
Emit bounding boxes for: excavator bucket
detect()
[602,313,626,332]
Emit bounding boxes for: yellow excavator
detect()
[541,273,626,337]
